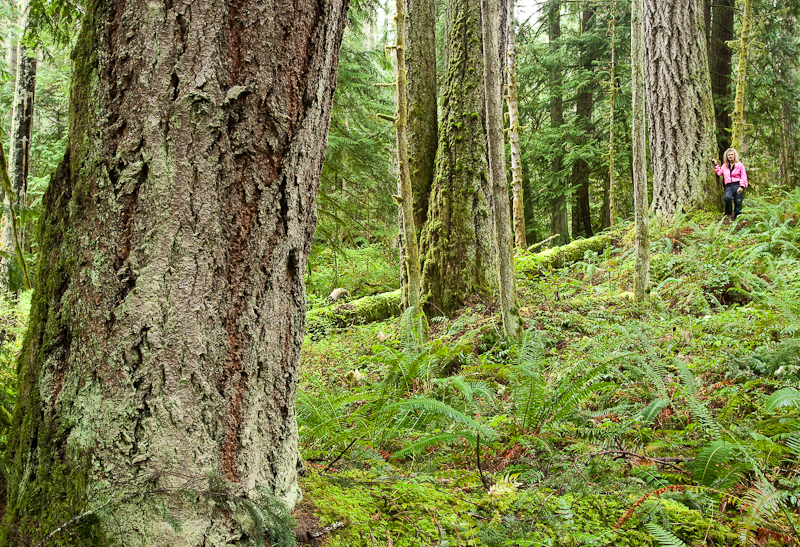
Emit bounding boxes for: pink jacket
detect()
[714,162,748,187]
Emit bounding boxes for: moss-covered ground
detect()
[296,192,800,547]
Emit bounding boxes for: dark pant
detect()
[724,182,744,218]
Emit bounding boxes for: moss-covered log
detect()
[517,232,614,275]
[306,290,402,338]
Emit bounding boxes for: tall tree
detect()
[731,0,755,152]
[709,0,735,156]
[548,0,569,244]
[632,0,650,301]
[3,0,348,545]
[3,0,36,284]
[395,0,424,330]
[420,0,496,317]
[483,0,520,339]
[571,6,596,239]
[506,1,527,250]
[645,0,718,217]
[404,0,438,236]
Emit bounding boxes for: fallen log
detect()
[517,232,614,275]
[305,289,402,339]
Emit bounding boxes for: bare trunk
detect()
[632,0,650,301]
[3,0,348,544]
[608,12,617,226]
[572,6,594,239]
[482,0,520,340]
[709,0,734,157]
[548,0,569,244]
[420,0,496,317]
[731,0,753,153]
[506,2,527,250]
[395,0,424,328]
[645,0,718,217]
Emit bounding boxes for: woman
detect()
[713,148,748,219]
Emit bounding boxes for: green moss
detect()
[518,233,614,275]
[305,290,402,339]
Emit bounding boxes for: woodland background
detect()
[0,0,799,545]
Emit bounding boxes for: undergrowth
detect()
[299,190,800,547]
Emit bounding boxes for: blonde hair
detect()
[723,148,740,164]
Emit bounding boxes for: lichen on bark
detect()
[2,0,349,544]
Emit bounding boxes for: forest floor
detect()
[294,191,800,547]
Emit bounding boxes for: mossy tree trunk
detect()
[394,0,424,329]
[731,0,754,153]
[419,0,496,317]
[3,0,348,544]
[404,0,437,237]
[632,0,650,301]
[482,0,520,339]
[645,0,719,217]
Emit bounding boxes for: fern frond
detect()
[693,441,733,486]
[766,388,800,412]
[644,523,688,547]
[739,481,787,546]
[391,432,476,458]
[379,397,497,440]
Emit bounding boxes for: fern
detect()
[644,523,687,547]
[693,440,734,487]
[675,360,723,440]
[391,432,476,459]
[766,387,800,412]
[378,397,497,440]
[738,481,788,546]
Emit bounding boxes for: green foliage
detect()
[510,330,614,436]
[0,289,31,440]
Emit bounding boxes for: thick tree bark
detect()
[3,0,348,544]
[572,7,595,239]
[404,0,437,237]
[548,0,569,244]
[3,46,36,283]
[632,0,650,301]
[709,0,734,157]
[645,0,719,217]
[507,2,527,250]
[483,0,520,339]
[420,0,496,317]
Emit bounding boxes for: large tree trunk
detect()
[571,6,595,239]
[632,0,650,301]
[482,0,520,339]
[419,0,496,317]
[548,0,569,244]
[709,0,734,157]
[3,45,36,286]
[3,0,348,544]
[645,0,718,217]
[404,0,437,236]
